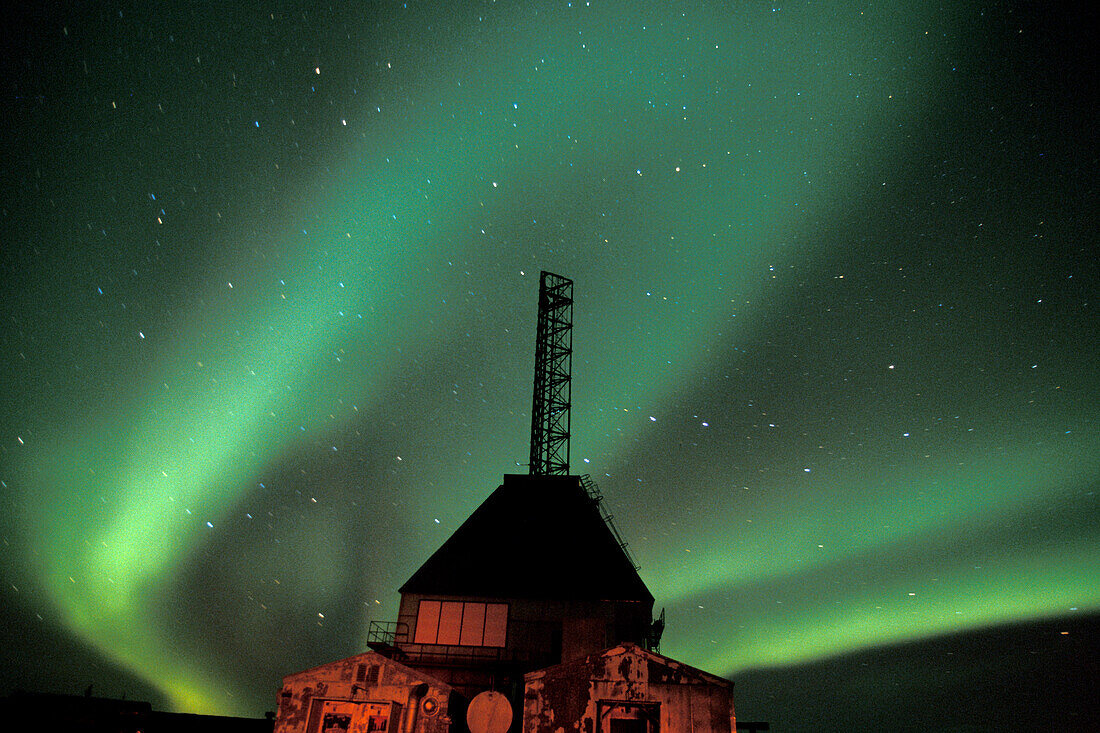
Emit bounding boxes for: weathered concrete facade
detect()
[523,644,736,733]
[273,476,738,733]
[275,651,458,733]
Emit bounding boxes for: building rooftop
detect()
[400,474,653,603]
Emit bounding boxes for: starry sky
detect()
[2,2,1097,730]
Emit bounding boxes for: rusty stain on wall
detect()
[275,651,457,733]
[524,643,735,733]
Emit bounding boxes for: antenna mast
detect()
[528,271,573,475]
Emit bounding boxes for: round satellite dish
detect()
[466,690,512,733]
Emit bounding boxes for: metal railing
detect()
[579,474,640,571]
[366,620,409,648]
[366,621,558,671]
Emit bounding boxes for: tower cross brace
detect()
[528,271,573,475]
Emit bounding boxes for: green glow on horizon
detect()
[694,540,1100,676]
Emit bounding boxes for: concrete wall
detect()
[275,652,456,733]
[523,644,735,733]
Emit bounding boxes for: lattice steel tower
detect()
[528,271,573,475]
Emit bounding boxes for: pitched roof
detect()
[400,474,653,603]
[525,642,732,688]
[282,649,452,690]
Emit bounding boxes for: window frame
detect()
[413,599,508,648]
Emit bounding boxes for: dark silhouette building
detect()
[272,273,738,732]
[274,473,672,733]
[0,690,274,733]
[380,473,659,698]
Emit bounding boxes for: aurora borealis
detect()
[2,1,1097,730]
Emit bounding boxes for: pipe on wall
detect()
[403,683,429,733]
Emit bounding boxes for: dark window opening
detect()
[610,720,648,733]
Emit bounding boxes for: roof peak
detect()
[400,475,652,603]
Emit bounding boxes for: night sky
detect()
[2,2,1097,731]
